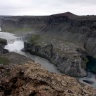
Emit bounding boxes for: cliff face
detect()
[1,13,96,57]
[24,39,87,77]
[0,38,8,54]
[1,16,48,33]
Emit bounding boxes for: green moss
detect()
[2,28,33,33]
[84,58,89,64]
[0,57,10,65]
[55,48,64,55]
[16,28,33,32]
[29,34,40,44]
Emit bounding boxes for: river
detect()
[0,32,96,88]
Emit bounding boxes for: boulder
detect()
[2,49,9,54]
[0,38,8,54]
[83,80,94,84]
[0,38,7,46]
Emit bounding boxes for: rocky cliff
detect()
[1,12,96,57]
[23,35,87,77]
[0,38,8,54]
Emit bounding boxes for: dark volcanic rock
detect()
[24,42,87,77]
[83,80,94,84]
[2,49,8,54]
[0,38,8,54]
[86,56,96,73]
[0,38,7,47]
[0,46,8,54]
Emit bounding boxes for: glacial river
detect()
[0,32,96,88]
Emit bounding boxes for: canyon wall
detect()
[1,13,96,57]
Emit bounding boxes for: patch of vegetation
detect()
[55,48,64,55]
[0,57,10,65]
[2,28,33,33]
[94,55,96,59]
[29,34,40,44]
[84,58,89,64]
[16,28,33,32]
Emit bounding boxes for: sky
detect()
[0,0,96,16]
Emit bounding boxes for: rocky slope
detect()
[0,60,96,96]
[23,34,87,77]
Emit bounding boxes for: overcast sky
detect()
[0,0,96,16]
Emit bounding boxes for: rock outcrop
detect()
[0,61,96,96]
[23,35,87,77]
[0,38,8,54]
[0,52,33,65]
[0,38,7,46]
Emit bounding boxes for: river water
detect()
[0,32,96,88]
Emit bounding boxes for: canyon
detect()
[0,12,96,95]
[1,12,96,75]
[0,33,95,96]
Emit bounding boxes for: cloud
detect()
[0,0,96,15]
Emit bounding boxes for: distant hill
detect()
[52,12,78,19]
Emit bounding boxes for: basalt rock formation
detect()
[1,12,96,74]
[24,40,87,77]
[0,61,96,96]
[0,38,8,54]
